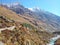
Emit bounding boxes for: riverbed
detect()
[47,35,60,45]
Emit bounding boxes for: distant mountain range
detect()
[0,3,60,33]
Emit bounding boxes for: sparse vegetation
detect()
[0,6,53,45]
[22,23,35,30]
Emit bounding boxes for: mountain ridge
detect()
[0,6,53,45]
[3,3,60,32]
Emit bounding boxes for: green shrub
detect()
[22,23,34,30]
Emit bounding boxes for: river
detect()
[47,35,60,45]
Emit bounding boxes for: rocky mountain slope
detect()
[0,6,53,45]
[6,3,60,32]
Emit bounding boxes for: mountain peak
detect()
[28,7,41,12]
[33,7,40,10]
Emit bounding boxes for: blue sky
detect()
[0,0,60,16]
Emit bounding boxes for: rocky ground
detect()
[0,16,53,45]
[0,6,54,45]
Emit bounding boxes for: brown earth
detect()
[0,6,53,45]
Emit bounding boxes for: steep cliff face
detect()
[0,6,53,45]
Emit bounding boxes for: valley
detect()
[0,3,60,45]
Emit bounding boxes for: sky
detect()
[0,0,60,16]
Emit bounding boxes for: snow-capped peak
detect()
[28,8,34,11]
[28,7,41,11]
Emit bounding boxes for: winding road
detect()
[0,26,15,33]
[0,26,16,45]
